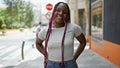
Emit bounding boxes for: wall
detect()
[90,0,120,67]
[104,0,120,44]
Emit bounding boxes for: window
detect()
[91,0,103,45]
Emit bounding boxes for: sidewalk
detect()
[12,46,118,68]
[0,29,118,68]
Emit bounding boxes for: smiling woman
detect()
[36,2,86,68]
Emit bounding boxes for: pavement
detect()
[0,29,118,68]
[2,44,117,68]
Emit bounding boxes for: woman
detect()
[36,2,86,68]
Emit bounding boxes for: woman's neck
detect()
[54,22,65,28]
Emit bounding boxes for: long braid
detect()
[61,20,68,68]
[44,9,54,68]
[44,2,62,62]
[44,2,70,68]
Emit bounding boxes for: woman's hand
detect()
[36,39,45,56]
[73,59,78,68]
[44,57,48,64]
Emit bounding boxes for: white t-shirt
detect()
[38,23,82,61]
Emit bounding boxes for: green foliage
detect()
[1,23,6,28]
[92,14,102,28]
[1,23,7,35]
[1,0,34,29]
[19,27,24,32]
[2,29,6,33]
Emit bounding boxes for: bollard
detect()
[21,41,25,60]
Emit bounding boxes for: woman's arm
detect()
[35,39,45,56]
[73,33,86,61]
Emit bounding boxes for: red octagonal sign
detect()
[46,3,53,11]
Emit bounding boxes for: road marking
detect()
[0,46,17,57]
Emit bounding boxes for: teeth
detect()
[57,15,62,18]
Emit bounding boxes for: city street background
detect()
[0,29,39,67]
[0,29,118,68]
[0,28,82,68]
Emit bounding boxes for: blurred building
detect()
[32,2,42,25]
[66,0,89,38]
[66,0,120,67]
[90,0,120,67]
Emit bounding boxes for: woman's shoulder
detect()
[68,23,81,28]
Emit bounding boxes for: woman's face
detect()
[54,3,69,24]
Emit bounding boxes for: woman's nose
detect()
[58,11,63,15]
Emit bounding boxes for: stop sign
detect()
[46,3,53,11]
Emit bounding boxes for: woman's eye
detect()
[56,9,61,12]
[63,11,68,14]
[56,9,68,14]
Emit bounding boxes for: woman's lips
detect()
[57,15,62,19]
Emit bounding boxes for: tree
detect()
[0,10,7,35]
[24,2,34,28]
[2,0,34,28]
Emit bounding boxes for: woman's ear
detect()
[66,16,69,22]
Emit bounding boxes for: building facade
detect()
[66,0,120,67]
[90,0,120,67]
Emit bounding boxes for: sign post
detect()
[45,3,53,20]
[45,12,52,20]
[46,3,53,11]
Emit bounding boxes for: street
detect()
[0,29,40,68]
[0,29,89,68]
[0,29,117,68]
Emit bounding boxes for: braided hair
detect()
[44,2,70,68]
